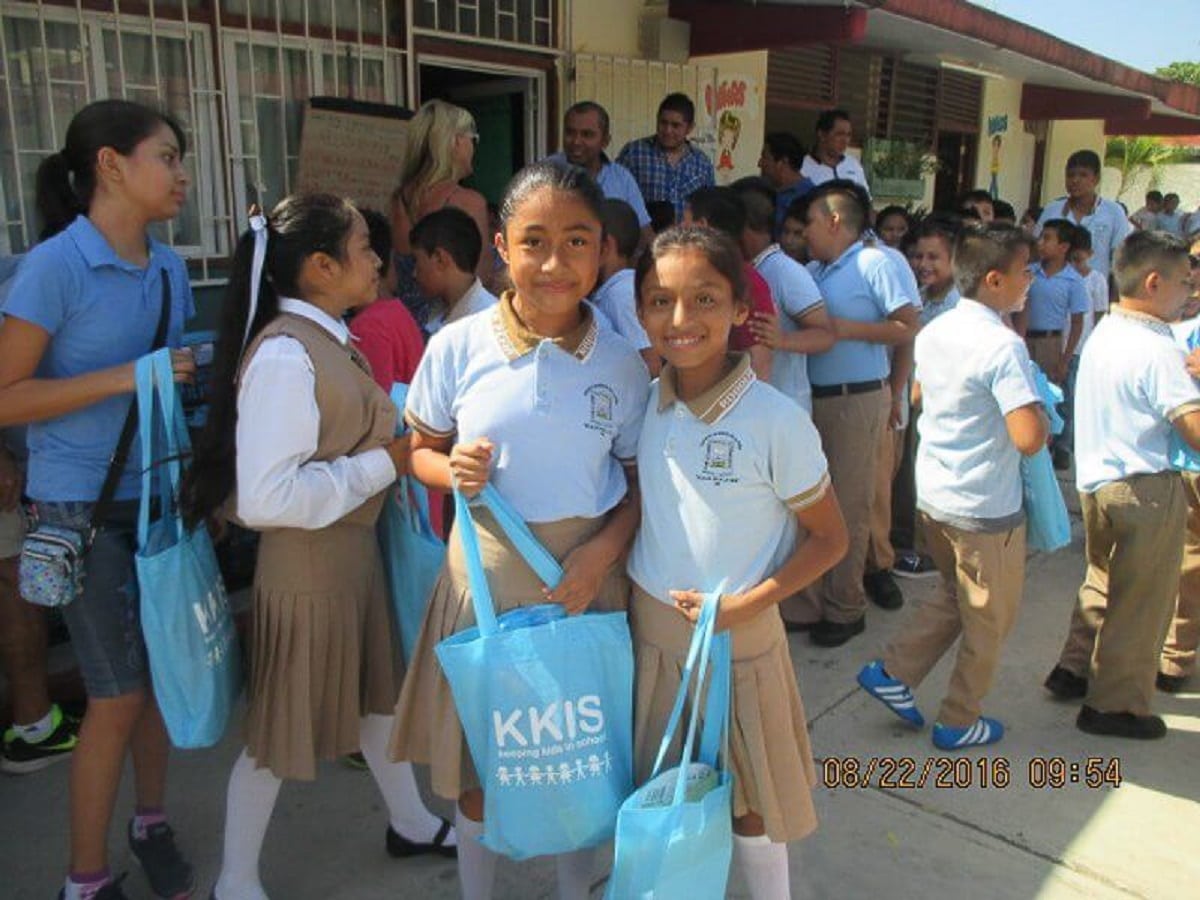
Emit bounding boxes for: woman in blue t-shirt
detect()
[0,100,197,900]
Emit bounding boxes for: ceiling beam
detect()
[668,1,867,56]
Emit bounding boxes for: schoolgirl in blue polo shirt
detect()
[0,101,197,900]
[628,226,848,899]
[389,163,649,900]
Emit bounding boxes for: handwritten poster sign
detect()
[698,73,762,185]
[295,98,411,212]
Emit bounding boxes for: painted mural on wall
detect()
[694,74,763,184]
[988,114,1008,200]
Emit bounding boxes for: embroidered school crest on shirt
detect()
[584,384,618,435]
[699,431,743,484]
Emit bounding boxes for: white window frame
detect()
[0,3,228,261]
[220,27,406,221]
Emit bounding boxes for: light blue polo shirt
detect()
[3,216,193,502]
[915,299,1040,529]
[1037,196,1132,278]
[591,268,650,351]
[1076,309,1200,493]
[628,354,830,602]
[753,245,824,412]
[544,152,651,228]
[806,241,914,386]
[1025,263,1090,332]
[405,292,650,523]
[920,287,960,326]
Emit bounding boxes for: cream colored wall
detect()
[1101,163,1200,211]
[571,0,646,57]
[974,76,1037,212]
[1042,119,1106,204]
[690,50,770,183]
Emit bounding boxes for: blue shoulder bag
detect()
[135,349,240,748]
[606,589,734,899]
[1021,362,1071,553]
[435,485,635,860]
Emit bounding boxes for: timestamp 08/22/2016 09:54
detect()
[820,755,1123,790]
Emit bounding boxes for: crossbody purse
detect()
[19,276,172,607]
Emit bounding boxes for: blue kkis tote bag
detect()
[1022,362,1071,553]
[378,383,445,663]
[606,590,733,900]
[436,486,634,860]
[135,349,240,749]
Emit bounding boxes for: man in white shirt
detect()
[1157,193,1186,236]
[799,108,870,196]
[1129,190,1163,230]
[1037,149,1132,281]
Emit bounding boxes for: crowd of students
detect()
[0,93,1197,900]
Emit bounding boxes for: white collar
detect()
[752,244,782,267]
[278,296,351,345]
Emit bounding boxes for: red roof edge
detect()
[880,0,1200,118]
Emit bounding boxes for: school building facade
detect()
[2,0,1199,296]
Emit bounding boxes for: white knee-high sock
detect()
[455,809,497,900]
[213,750,283,900]
[733,833,790,900]
[359,714,452,844]
[555,847,596,899]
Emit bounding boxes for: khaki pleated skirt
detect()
[245,523,400,780]
[630,584,818,843]
[389,506,630,800]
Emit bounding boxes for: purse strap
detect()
[90,274,172,542]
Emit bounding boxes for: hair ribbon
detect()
[243,205,268,353]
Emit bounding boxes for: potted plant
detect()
[865,138,940,200]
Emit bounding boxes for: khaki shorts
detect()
[0,506,25,560]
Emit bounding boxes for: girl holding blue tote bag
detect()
[388,163,650,900]
[0,100,200,900]
[182,195,454,900]
[626,227,849,898]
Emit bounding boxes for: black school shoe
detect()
[128,820,195,899]
[1076,705,1167,740]
[810,616,866,648]
[386,820,457,859]
[863,570,904,610]
[1156,672,1188,694]
[57,874,130,900]
[1044,665,1088,700]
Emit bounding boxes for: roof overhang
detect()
[668,0,1200,135]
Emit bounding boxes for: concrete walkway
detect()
[4,510,1198,899]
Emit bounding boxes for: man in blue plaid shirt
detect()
[616,93,715,225]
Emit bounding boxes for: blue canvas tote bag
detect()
[1022,362,1071,552]
[378,383,446,663]
[435,486,635,860]
[606,590,733,900]
[135,349,240,749]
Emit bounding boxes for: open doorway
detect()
[933,131,978,212]
[418,62,543,207]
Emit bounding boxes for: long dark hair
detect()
[35,99,186,240]
[182,193,358,527]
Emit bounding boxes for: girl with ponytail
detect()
[0,99,197,900]
[184,193,455,900]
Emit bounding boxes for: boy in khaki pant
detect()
[856,224,1048,750]
[1044,230,1200,739]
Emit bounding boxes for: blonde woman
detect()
[392,101,492,325]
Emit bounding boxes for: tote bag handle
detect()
[648,588,732,808]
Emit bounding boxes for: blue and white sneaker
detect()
[856,661,925,727]
[932,717,1005,751]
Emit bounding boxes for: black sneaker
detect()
[1052,446,1072,471]
[1156,672,1188,694]
[1044,665,1088,700]
[386,820,457,859]
[128,820,195,899]
[810,616,866,648]
[1076,705,1167,740]
[863,569,904,610]
[891,551,939,580]
[57,873,130,900]
[2,704,79,775]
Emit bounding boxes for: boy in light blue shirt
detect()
[857,223,1048,750]
[1046,231,1200,739]
[592,199,660,376]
